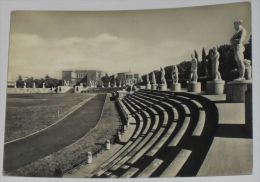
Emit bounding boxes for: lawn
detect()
[9,94,122,177]
[4,93,95,142]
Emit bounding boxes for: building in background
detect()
[116,72,140,85]
[62,70,106,86]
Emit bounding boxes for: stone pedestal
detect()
[87,152,92,164]
[206,80,225,95]
[226,80,252,102]
[159,84,167,91]
[151,84,158,90]
[105,140,111,150]
[118,90,128,99]
[146,84,151,89]
[187,82,201,93]
[171,83,181,92]
[117,131,122,142]
[245,83,252,136]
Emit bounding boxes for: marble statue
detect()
[210,47,222,81]
[151,72,156,84]
[172,65,179,84]
[139,76,143,83]
[33,82,36,88]
[244,59,252,80]
[24,82,27,88]
[160,67,166,84]
[146,74,150,84]
[190,53,198,82]
[43,82,45,88]
[230,20,247,81]
[64,80,70,86]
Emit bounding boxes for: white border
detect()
[0,0,259,182]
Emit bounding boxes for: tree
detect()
[201,48,208,77]
[194,50,199,61]
[101,74,110,87]
[24,77,34,88]
[244,34,252,61]
[16,75,24,88]
[44,75,59,88]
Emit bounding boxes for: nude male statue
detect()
[230,20,247,81]
[160,67,166,84]
[146,74,150,84]
[190,54,198,82]
[172,65,179,84]
[210,47,222,81]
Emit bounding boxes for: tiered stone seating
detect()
[92,97,148,177]
[92,89,218,178]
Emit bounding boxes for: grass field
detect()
[9,94,121,177]
[4,93,95,142]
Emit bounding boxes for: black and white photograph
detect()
[0,0,259,181]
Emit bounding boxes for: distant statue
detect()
[43,82,45,88]
[151,72,157,84]
[23,82,27,88]
[230,20,247,81]
[244,59,252,80]
[190,53,198,82]
[210,47,222,81]
[139,76,143,83]
[33,82,36,88]
[172,65,179,84]
[146,74,150,84]
[14,82,17,88]
[64,80,70,86]
[108,81,111,88]
[160,67,166,84]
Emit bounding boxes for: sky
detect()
[8,2,251,80]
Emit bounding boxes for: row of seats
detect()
[91,89,218,177]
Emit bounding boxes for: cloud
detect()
[8,32,201,80]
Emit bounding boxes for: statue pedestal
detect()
[159,84,167,91]
[226,80,252,102]
[245,83,252,135]
[118,90,128,99]
[171,83,181,92]
[146,83,151,89]
[151,84,158,90]
[206,80,225,95]
[187,82,201,93]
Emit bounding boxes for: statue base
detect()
[226,80,252,102]
[159,84,167,91]
[118,90,128,99]
[187,82,201,93]
[146,83,151,89]
[245,83,252,135]
[151,84,158,90]
[206,80,225,95]
[171,83,181,92]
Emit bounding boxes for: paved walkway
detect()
[4,94,106,172]
[197,94,252,176]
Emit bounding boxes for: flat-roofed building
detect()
[62,70,106,86]
[116,72,139,85]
